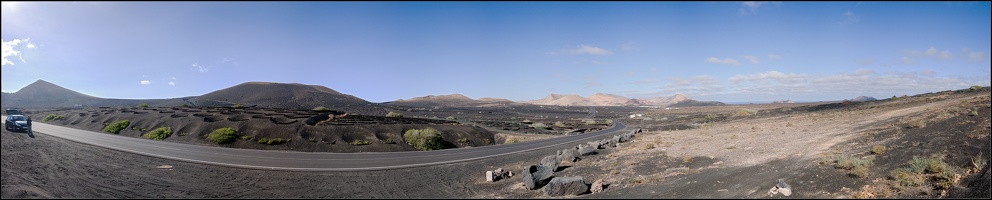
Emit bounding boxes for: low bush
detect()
[102,120,130,134]
[456,138,469,143]
[906,120,925,129]
[403,128,444,151]
[529,122,549,129]
[241,135,252,140]
[137,103,149,108]
[231,104,244,109]
[383,138,395,144]
[206,127,237,144]
[257,137,290,145]
[42,114,65,121]
[142,127,172,140]
[312,106,330,112]
[350,139,371,145]
[386,111,403,118]
[871,145,886,155]
[445,116,456,121]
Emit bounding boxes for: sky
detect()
[2,2,990,103]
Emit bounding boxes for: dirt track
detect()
[2,89,989,198]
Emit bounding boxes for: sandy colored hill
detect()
[525,93,597,106]
[588,93,630,106]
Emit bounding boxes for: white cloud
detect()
[548,45,613,55]
[655,75,725,96]
[900,56,915,65]
[925,47,939,56]
[838,11,859,26]
[740,55,759,64]
[967,51,986,63]
[622,41,638,51]
[168,81,175,86]
[706,57,741,65]
[2,38,31,66]
[739,2,774,16]
[938,50,953,60]
[907,46,957,61]
[192,62,208,72]
[221,57,239,66]
[724,69,989,99]
[767,54,782,60]
[729,71,807,84]
[140,80,151,85]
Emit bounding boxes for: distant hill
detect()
[191,82,384,115]
[388,94,478,107]
[522,92,723,107]
[848,96,877,102]
[588,93,630,106]
[525,94,597,106]
[1,80,186,108]
[771,99,796,104]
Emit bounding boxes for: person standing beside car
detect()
[26,117,31,133]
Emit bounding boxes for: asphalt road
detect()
[3,115,627,171]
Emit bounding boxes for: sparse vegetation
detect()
[386,111,403,118]
[178,132,189,136]
[142,127,172,140]
[529,122,549,129]
[483,139,491,144]
[824,155,875,178]
[456,138,469,143]
[258,137,290,145]
[553,121,567,127]
[889,156,959,189]
[644,143,655,149]
[42,114,65,121]
[231,103,244,109]
[445,116,456,121]
[350,139,371,145]
[871,145,886,155]
[733,109,755,117]
[181,103,189,107]
[102,120,130,134]
[906,120,925,129]
[383,138,395,144]
[312,106,331,112]
[206,127,237,144]
[403,128,444,151]
[241,135,252,140]
[137,103,149,108]
[970,85,982,91]
[505,138,519,144]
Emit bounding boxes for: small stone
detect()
[590,179,605,194]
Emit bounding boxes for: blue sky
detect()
[2,2,990,103]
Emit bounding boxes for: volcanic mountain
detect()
[587,93,630,106]
[388,94,478,107]
[525,94,597,106]
[190,82,385,115]
[1,80,186,108]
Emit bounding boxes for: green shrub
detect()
[351,139,371,145]
[142,127,172,140]
[102,120,130,134]
[383,138,395,144]
[231,104,244,109]
[42,114,65,121]
[257,137,289,145]
[445,116,456,121]
[970,85,982,91]
[582,119,596,125]
[241,135,252,140]
[139,128,147,132]
[206,127,237,144]
[483,139,491,144]
[890,168,923,186]
[553,121,567,127]
[871,145,886,155]
[312,106,330,112]
[178,132,189,136]
[907,156,949,174]
[456,138,469,143]
[506,138,519,144]
[181,103,189,107]
[386,111,403,118]
[529,122,549,129]
[604,119,614,126]
[403,128,444,151]
[137,103,149,108]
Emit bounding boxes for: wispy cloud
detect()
[963,49,987,63]
[767,54,782,60]
[837,11,859,27]
[626,79,658,85]
[655,75,725,96]
[548,45,613,56]
[706,57,741,65]
[726,69,989,98]
[622,41,638,51]
[168,77,176,86]
[739,2,779,16]
[221,57,239,66]
[2,38,33,66]
[740,55,759,64]
[899,56,916,65]
[191,62,208,72]
[140,80,151,85]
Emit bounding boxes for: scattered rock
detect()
[577,144,596,156]
[156,165,173,170]
[543,176,589,197]
[590,179,606,194]
[541,155,561,171]
[767,179,792,197]
[559,148,578,163]
[486,171,495,182]
[522,165,554,190]
[587,141,602,149]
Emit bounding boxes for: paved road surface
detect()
[3,115,626,171]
